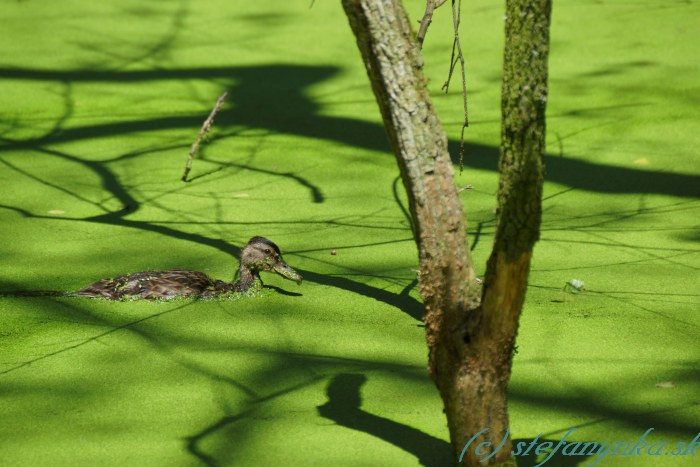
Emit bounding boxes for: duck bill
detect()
[273,261,303,285]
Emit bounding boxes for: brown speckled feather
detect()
[74,269,234,300]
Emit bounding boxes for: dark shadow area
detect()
[1,64,698,198]
[511,437,592,467]
[185,412,252,467]
[0,298,196,376]
[184,374,326,466]
[317,373,453,467]
[301,270,423,321]
[510,376,700,437]
[263,284,302,297]
[0,290,66,298]
[446,140,700,199]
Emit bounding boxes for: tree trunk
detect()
[461,1,552,464]
[342,0,551,465]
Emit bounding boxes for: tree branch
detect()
[441,0,469,172]
[182,92,228,182]
[481,0,551,343]
[342,0,475,294]
[417,0,448,48]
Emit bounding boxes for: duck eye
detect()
[263,248,271,254]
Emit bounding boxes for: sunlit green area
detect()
[1,1,698,466]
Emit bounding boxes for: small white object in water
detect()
[568,279,585,290]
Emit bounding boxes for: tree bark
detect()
[342,0,551,465]
[341,0,478,377]
[461,1,551,465]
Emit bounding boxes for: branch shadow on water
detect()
[315,375,602,467]
[1,62,696,323]
[317,373,453,467]
[1,64,697,199]
[510,437,593,467]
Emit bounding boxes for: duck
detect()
[73,236,302,300]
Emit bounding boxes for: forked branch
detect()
[417,0,448,47]
[417,0,470,172]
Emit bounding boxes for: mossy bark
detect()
[342,0,550,465]
[468,3,551,464]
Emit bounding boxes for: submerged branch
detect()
[182,92,228,182]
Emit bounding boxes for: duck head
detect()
[238,236,302,290]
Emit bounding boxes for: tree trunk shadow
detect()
[317,373,453,466]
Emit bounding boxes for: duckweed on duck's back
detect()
[73,237,302,300]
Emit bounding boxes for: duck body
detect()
[74,237,301,300]
[74,269,235,300]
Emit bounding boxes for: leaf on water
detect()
[564,279,585,294]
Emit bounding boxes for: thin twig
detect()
[441,0,469,172]
[417,0,448,48]
[182,92,228,182]
[443,40,458,93]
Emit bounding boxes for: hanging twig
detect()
[416,0,470,172]
[441,0,469,172]
[182,92,228,182]
[417,0,448,48]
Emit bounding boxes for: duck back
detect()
[74,269,232,300]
